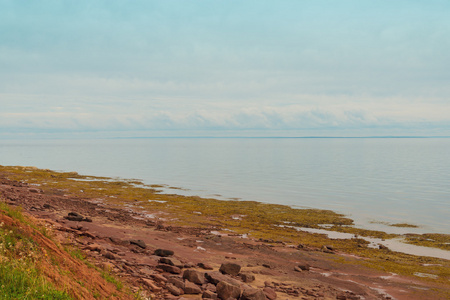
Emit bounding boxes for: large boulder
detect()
[216,281,241,300]
[263,287,277,300]
[219,263,241,276]
[241,288,266,300]
[168,277,185,290]
[205,271,241,286]
[184,281,202,294]
[183,269,206,284]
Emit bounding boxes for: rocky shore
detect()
[0,168,449,300]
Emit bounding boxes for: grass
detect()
[0,207,72,300]
[101,270,123,291]
[0,195,133,300]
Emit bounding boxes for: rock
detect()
[322,245,334,253]
[198,262,214,270]
[154,249,174,257]
[167,283,183,296]
[379,244,389,250]
[103,251,116,260]
[297,243,305,249]
[241,288,266,300]
[184,281,202,294]
[203,283,217,292]
[83,217,92,222]
[219,263,241,276]
[239,273,255,283]
[102,262,115,271]
[294,266,302,272]
[202,290,218,299]
[205,271,232,285]
[151,274,168,283]
[159,257,183,267]
[168,277,185,289]
[156,264,181,274]
[216,281,241,300]
[85,243,103,252]
[296,263,310,271]
[263,287,277,300]
[65,212,84,222]
[142,278,161,292]
[183,269,206,284]
[109,237,129,245]
[130,239,147,249]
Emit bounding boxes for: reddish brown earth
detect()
[1,176,448,300]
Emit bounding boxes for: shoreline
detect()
[0,165,449,299]
[1,165,449,254]
[154,184,444,237]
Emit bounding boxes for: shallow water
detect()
[296,227,450,260]
[1,137,449,234]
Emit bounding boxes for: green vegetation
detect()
[101,270,123,291]
[390,223,419,228]
[0,205,72,300]
[0,195,132,300]
[404,233,450,251]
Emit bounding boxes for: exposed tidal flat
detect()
[1,166,449,263]
[2,166,450,299]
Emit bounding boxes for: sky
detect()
[1,0,450,138]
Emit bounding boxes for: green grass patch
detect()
[0,215,72,300]
[101,270,123,291]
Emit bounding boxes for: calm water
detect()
[1,138,449,234]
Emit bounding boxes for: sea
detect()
[1,137,449,235]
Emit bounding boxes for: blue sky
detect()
[1,0,449,138]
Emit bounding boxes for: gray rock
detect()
[216,281,241,300]
[219,263,241,276]
[183,269,206,285]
